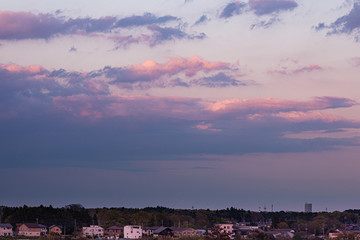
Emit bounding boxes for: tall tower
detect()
[305,202,312,213]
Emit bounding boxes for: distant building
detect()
[0,223,13,236]
[153,227,173,238]
[142,226,158,236]
[170,227,201,238]
[124,225,142,239]
[305,202,312,213]
[106,226,123,238]
[17,223,47,236]
[215,224,234,234]
[214,224,235,239]
[49,225,63,235]
[82,225,104,238]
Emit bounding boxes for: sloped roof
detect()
[170,227,195,232]
[49,225,63,229]
[20,223,46,228]
[0,223,12,228]
[153,227,172,234]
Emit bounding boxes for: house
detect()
[106,226,123,238]
[17,223,47,236]
[170,227,201,238]
[215,224,234,234]
[142,226,159,236]
[82,225,104,238]
[234,225,260,237]
[49,225,63,235]
[329,232,343,239]
[0,223,13,236]
[214,224,235,239]
[124,225,142,239]
[265,229,295,239]
[153,227,173,238]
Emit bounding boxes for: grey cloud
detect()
[194,15,209,25]
[316,1,360,41]
[114,13,178,28]
[330,1,360,34]
[249,0,298,16]
[220,2,247,19]
[1,64,359,170]
[0,11,179,41]
[69,46,77,52]
[148,25,206,45]
[220,0,298,20]
[191,72,246,88]
[250,17,280,29]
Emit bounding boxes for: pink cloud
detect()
[129,56,230,77]
[0,64,46,75]
[350,57,360,67]
[273,111,349,123]
[268,64,323,75]
[0,11,62,39]
[194,123,222,132]
[292,65,322,74]
[206,97,357,115]
[2,63,358,132]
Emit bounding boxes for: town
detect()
[1,204,360,240]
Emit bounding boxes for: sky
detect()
[1,0,360,212]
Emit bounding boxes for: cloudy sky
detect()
[1,0,360,212]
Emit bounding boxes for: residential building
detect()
[142,226,159,236]
[49,225,63,235]
[266,229,295,239]
[17,223,47,236]
[329,232,343,239]
[214,224,235,239]
[216,224,234,234]
[106,226,123,238]
[124,225,142,239]
[153,227,173,238]
[82,225,104,238]
[170,227,201,238]
[305,202,312,213]
[0,223,13,236]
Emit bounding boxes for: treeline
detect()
[0,205,92,234]
[1,205,360,235]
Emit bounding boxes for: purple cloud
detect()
[249,0,298,16]
[220,0,298,24]
[69,46,77,52]
[194,15,210,25]
[220,2,247,19]
[1,64,359,170]
[190,72,246,88]
[114,13,178,28]
[0,11,204,46]
[250,17,280,29]
[147,25,206,45]
[268,64,323,75]
[316,1,360,42]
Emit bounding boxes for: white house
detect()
[0,224,13,236]
[82,225,104,238]
[124,225,142,239]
